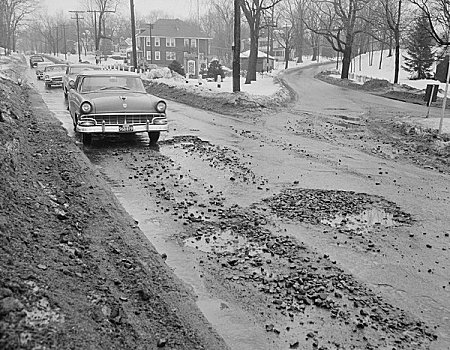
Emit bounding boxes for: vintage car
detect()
[35,62,52,80]
[29,54,44,68]
[63,63,103,98]
[43,64,68,88]
[67,70,168,145]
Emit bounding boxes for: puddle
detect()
[321,207,395,233]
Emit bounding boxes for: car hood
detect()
[86,92,162,114]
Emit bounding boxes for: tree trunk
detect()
[388,35,393,57]
[379,33,385,69]
[245,31,258,84]
[312,46,317,61]
[296,8,304,63]
[393,0,402,84]
[232,0,240,92]
[394,34,400,84]
[285,45,289,69]
[341,45,352,79]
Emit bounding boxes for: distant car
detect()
[35,62,52,80]
[63,63,103,98]
[67,70,168,145]
[29,55,44,68]
[43,64,68,88]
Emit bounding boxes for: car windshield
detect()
[45,65,66,72]
[80,76,146,93]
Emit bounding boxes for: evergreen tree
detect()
[168,60,185,76]
[403,15,435,80]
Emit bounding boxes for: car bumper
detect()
[76,124,168,134]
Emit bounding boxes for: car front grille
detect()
[87,114,163,125]
[51,77,63,82]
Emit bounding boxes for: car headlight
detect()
[80,102,93,114]
[44,75,49,79]
[156,101,166,113]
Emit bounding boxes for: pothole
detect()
[321,207,395,234]
[184,228,249,253]
[263,188,413,230]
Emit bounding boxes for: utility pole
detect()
[69,11,85,62]
[148,23,153,64]
[129,0,137,70]
[197,0,200,77]
[61,24,68,60]
[87,10,98,50]
[55,26,59,56]
[232,0,241,92]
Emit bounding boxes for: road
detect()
[28,64,449,350]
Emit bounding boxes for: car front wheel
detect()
[82,133,92,146]
[148,131,160,145]
[72,114,78,131]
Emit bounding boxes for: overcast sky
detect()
[41,0,204,19]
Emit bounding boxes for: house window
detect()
[184,38,189,47]
[155,51,160,60]
[146,36,151,46]
[191,39,196,48]
[146,50,152,60]
[154,37,160,47]
[166,37,175,47]
[166,51,176,61]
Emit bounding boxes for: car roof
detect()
[78,70,140,77]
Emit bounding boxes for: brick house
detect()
[136,19,211,76]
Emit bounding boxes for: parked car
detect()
[43,64,68,88]
[35,62,52,80]
[67,70,168,145]
[29,54,44,68]
[63,63,103,98]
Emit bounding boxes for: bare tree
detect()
[274,21,295,68]
[240,0,282,83]
[83,0,120,52]
[409,0,450,46]
[304,0,370,79]
[380,0,402,83]
[1,0,37,53]
[283,0,307,63]
[201,0,235,66]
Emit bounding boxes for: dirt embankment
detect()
[316,70,450,109]
[0,57,228,349]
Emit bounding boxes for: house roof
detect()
[137,19,211,39]
[240,50,275,60]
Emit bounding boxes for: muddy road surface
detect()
[27,63,449,350]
